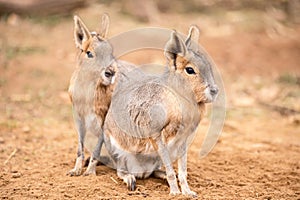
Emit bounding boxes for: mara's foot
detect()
[124,174,136,191]
[67,168,82,176]
[182,189,197,198]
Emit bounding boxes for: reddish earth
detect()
[0,3,299,199]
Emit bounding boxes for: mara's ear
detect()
[99,13,110,39]
[164,31,187,69]
[185,25,200,52]
[74,15,91,50]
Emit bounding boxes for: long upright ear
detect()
[185,25,200,52]
[99,13,110,39]
[164,31,187,69]
[74,15,91,49]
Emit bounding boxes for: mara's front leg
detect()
[178,143,197,197]
[67,115,86,176]
[83,129,104,176]
[154,136,180,195]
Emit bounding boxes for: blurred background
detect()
[0,0,299,199]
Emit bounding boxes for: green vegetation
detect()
[277,73,300,85]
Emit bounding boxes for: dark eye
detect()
[105,71,114,78]
[185,67,196,75]
[86,51,93,58]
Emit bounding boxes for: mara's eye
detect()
[86,51,93,58]
[105,71,114,78]
[185,67,196,75]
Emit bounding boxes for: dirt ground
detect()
[0,2,300,199]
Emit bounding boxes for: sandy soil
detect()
[0,3,299,199]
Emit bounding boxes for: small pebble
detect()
[12,172,22,178]
[64,194,73,198]
[7,13,21,26]
[24,157,30,162]
[22,126,31,133]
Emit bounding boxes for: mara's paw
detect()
[83,169,96,176]
[67,168,82,176]
[169,186,181,196]
[182,189,197,198]
[169,190,181,196]
[83,160,97,176]
[124,174,136,191]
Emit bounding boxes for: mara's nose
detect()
[210,86,219,96]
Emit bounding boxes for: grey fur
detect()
[67,15,138,176]
[103,26,219,196]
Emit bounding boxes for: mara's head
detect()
[74,14,116,86]
[164,26,218,103]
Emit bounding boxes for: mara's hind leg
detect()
[67,115,86,176]
[117,170,136,191]
[153,169,167,180]
[116,157,136,191]
[83,131,104,176]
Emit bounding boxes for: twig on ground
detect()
[258,101,300,116]
[4,148,18,165]
[110,176,119,184]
